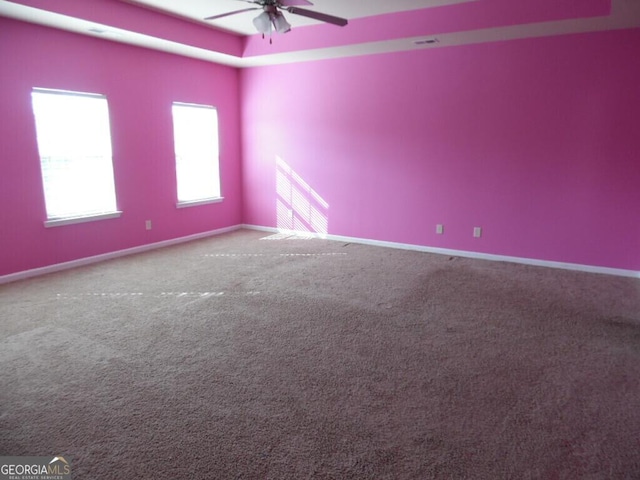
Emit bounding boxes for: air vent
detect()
[414,38,439,46]
[88,28,123,37]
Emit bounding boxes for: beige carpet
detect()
[1,229,639,479]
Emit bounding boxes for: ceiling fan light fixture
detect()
[252,11,272,35]
[271,11,291,34]
[205,1,348,38]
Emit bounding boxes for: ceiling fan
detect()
[205,0,348,38]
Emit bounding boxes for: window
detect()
[172,102,222,207]
[31,88,119,227]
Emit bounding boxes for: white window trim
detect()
[172,102,221,204]
[33,87,104,99]
[176,197,224,209]
[32,87,119,224]
[44,211,122,228]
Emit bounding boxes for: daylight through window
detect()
[31,88,118,224]
[172,103,221,205]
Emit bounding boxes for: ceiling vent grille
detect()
[414,38,439,46]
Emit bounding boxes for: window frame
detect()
[171,102,223,208]
[31,87,121,228]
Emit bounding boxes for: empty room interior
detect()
[1,0,639,478]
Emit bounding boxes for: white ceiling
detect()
[125,0,474,36]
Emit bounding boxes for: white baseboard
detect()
[243,224,640,279]
[3,224,637,284]
[0,224,242,285]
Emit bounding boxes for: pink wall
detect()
[2,10,639,276]
[241,29,640,271]
[0,18,242,276]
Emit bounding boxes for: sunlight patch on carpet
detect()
[53,291,262,300]
[260,232,317,240]
[204,253,346,257]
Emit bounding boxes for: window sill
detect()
[176,197,224,209]
[44,211,122,228]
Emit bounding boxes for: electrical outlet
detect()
[436,224,444,234]
[145,220,152,230]
[473,226,482,238]
[288,209,294,220]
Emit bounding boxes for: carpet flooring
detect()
[1,229,639,479]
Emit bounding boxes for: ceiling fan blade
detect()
[284,7,348,27]
[279,0,314,6]
[205,7,260,21]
